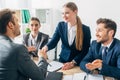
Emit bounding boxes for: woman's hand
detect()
[62,62,75,70]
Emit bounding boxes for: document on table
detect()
[63,75,73,80]
[47,61,63,72]
[73,72,87,80]
[63,72,104,80]
[88,74,104,80]
[72,72,104,80]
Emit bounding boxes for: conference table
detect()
[32,57,116,80]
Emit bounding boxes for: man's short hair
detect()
[96,18,117,37]
[0,9,15,34]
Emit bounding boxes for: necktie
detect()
[31,39,36,46]
[31,40,33,46]
[102,46,108,63]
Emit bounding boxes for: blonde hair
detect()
[63,2,83,50]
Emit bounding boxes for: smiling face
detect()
[96,23,114,45]
[62,7,77,23]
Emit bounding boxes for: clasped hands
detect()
[85,59,102,71]
[27,46,36,52]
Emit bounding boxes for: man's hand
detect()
[86,59,102,71]
[41,45,48,53]
[62,62,75,70]
[92,59,102,64]
[38,49,48,60]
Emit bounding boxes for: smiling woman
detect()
[41,2,91,70]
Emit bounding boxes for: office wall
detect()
[1,0,119,40]
[76,0,120,40]
[0,0,120,59]
[31,0,120,40]
[0,0,32,9]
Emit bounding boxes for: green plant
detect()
[25,27,31,33]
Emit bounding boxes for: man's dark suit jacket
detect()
[0,35,48,80]
[47,21,91,65]
[23,32,49,56]
[80,38,120,79]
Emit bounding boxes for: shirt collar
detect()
[67,24,76,31]
[29,33,38,41]
[102,39,113,49]
[9,37,14,42]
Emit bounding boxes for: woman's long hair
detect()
[63,2,83,51]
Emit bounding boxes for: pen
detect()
[84,73,88,80]
[84,75,86,80]
[48,63,52,67]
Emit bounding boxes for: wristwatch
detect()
[71,60,77,66]
[91,69,100,74]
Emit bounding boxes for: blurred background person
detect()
[23,17,49,57]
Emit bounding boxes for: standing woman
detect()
[42,2,91,70]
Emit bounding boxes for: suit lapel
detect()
[106,49,114,64]
[96,43,102,59]
[36,32,42,49]
[106,39,116,64]
[64,23,69,46]
[24,34,30,46]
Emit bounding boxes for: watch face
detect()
[71,60,76,65]
[92,70,99,74]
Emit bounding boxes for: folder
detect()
[45,72,63,80]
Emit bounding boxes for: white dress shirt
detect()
[28,33,38,46]
[68,24,76,46]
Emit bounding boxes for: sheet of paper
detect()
[47,61,63,72]
[72,72,103,80]
[88,74,104,80]
[63,75,73,80]
[73,72,87,80]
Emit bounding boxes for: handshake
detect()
[38,45,48,60]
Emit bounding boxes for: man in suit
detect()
[23,17,49,57]
[0,9,48,80]
[80,18,120,79]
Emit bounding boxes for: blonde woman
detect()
[42,2,91,70]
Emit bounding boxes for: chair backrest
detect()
[47,38,58,60]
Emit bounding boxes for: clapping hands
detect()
[85,59,102,71]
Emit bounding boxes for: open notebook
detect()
[47,61,63,72]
